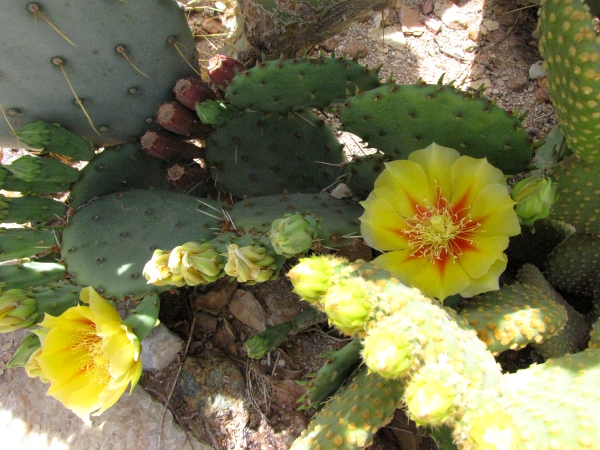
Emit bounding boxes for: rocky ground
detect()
[0,1,559,449]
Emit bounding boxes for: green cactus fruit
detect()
[0,195,66,224]
[223,242,278,284]
[503,348,600,449]
[224,55,381,114]
[516,264,589,358]
[550,154,600,234]
[337,83,532,174]
[362,324,412,378]
[0,261,65,291]
[61,190,223,299]
[297,337,362,412]
[204,111,344,197]
[456,283,568,355]
[269,212,318,258]
[0,1,198,147]
[538,0,600,162]
[0,289,37,333]
[225,193,362,249]
[510,175,557,228]
[0,228,58,262]
[506,218,575,269]
[13,121,94,161]
[544,231,600,297]
[68,141,174,209]
[291,367,405,450]
[5,154,79,184]
[463,409,521,450]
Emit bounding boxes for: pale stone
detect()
[467,78,493,92]
[483,19,500,32]
[397,4,426,35]
[529,61,546,79]
[434,0,468,30]
[345,40,368,59]
[423,16,443,34]
[141,323,184,371]
[368,26,406,49]
[331,183,354,199]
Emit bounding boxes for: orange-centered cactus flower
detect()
[360,143,520,301]
[32,287,142,419]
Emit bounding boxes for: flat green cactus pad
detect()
[224,56,380,113]
[0,1,197,147]
[204,111,344,197]
[61,190,223,299]
[337,83,533,174]
[538,0,600,162]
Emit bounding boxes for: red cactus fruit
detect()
[167,163,210,188]
[207,54,245,88]
[157,101,211,136]
[173,77,217,110]
[141,130,205,160]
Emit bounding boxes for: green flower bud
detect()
[195,100,239,125]
[25,347,50,383]
[143,249,186,287]
[322,280,371,336]
[362,326,411,379]
[511,176,557,227]
[245,334,272,359]
[14,120,51,149]
[168,242,224,286]
[405,377,455,426]
[468,411,521,450]
[269,213,318,258]
[224,244,276,284]
[0,289,38,333]
[287,256,337,304]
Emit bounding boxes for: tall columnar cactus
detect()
[0,1,198,147]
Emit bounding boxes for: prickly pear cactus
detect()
[0,0,198,147]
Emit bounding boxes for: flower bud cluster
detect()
[511,175,557,227]
[224,244,277,284]
[0,289,38,333]
[269,213,318,258]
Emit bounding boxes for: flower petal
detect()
[450,155,505,209]
[459,255,508,298]
[360,196,411,251]
[408,143,459,198]
[456,235,510,279]
[469,184,521,237]
[81,287,122,323]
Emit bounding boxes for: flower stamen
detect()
[72,329,111,384]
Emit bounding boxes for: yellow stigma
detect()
[402,195,480,261]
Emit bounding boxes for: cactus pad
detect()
[337,83,532,174]
[61,190,223,299]
[224,56,381,113]
[204,111,344,197]
[538,0,600,162]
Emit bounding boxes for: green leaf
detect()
[4,333,40,369]
[124,293,160,342]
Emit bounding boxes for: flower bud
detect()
[511,176,557,227]
[322,280,371,336]
[405,377,455,426]
[25,347,50,383]
[224,244,276,284]
[168,242,224,286]
[143,249,186,287]
[269,213,318,258]
[362,326,411,379]
[0,289,38,333]
[245,335,272,359]
[287,256,336,304]
[468,411,521,450]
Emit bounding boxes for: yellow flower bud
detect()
[0,289,38,333]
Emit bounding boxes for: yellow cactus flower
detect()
[32,287,142,419]
[360,143,520,301]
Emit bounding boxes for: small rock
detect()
[434,0,468,30]
[397,4,426,35]
[420,0,434,15]
[468,25,482,41]
[331,182,354,199]
[344,40,368,59]
[483,19,500,32]
[201,17,223,34]
[506,74,529,92]
[479,25,489,36]
[535,77,550,103]
[194,311,219,335]
[320,35,341,52]
[141,323,184,371]
[368,26,406,49]
[423,16,443,34]
[529,61,546,79]
[467,78,492,92]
